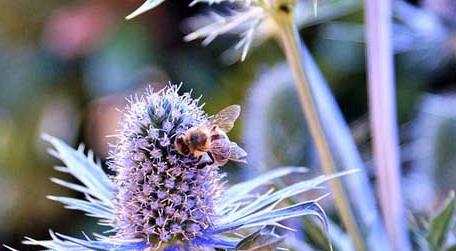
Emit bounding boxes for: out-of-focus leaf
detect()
[427,191,455,251]
[446,245,456,251]
[408,95,456,211]
[236,225,285,251]
[243,65,315,171]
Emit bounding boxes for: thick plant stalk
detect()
[271,4,365,251]
[300,47,391,251]
[364,0,411,250]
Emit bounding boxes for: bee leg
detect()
[197,153,215,167]
[194,155,202,164]
[206,152,215,166]
[196,154,208,169]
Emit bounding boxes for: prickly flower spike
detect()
[9,85,352,251]
[127,0,317,61]
[110,84,227,247]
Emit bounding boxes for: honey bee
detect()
[174,105,247,165]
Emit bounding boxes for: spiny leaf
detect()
[42,134,114,205]
[209,200,328,236]
[220,166,307,209]
[126,0,165,20]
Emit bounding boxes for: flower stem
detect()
[271,4,365,251]
[364,0,411,250]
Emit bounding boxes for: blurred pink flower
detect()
[42,1,117,59]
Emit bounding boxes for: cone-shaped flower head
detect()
[110,85,224,244]
[10,84,345,251]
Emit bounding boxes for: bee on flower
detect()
[174,104,247,166]
[6,85,350,251]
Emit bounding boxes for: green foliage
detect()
[447,245,456,251]
[427,191,455,251]
[235,226,285,251]
[412,191,456,251]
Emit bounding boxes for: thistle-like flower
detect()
[127,0,319,61]
[127,0,361,62]
[110,85,223,245]
[8,85,352,251]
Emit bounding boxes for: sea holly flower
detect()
[128,0,361,63]
[126,0,255,20]
[8,85,353,250]
[127,0,317,61]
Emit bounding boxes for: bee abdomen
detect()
[210,133,227,141]
[210,134,221,141]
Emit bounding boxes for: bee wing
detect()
[208,105,241,132]
[210,139,247,163]
[226,141,248,163]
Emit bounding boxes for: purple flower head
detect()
[12,84,342,251]
[109,85,224,244]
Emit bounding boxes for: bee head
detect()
[175,134,190,155]
[176,135,185,144]
[190,131,208,146]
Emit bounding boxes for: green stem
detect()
[271,5,365,251]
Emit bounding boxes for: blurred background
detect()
[0,0,455,249]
